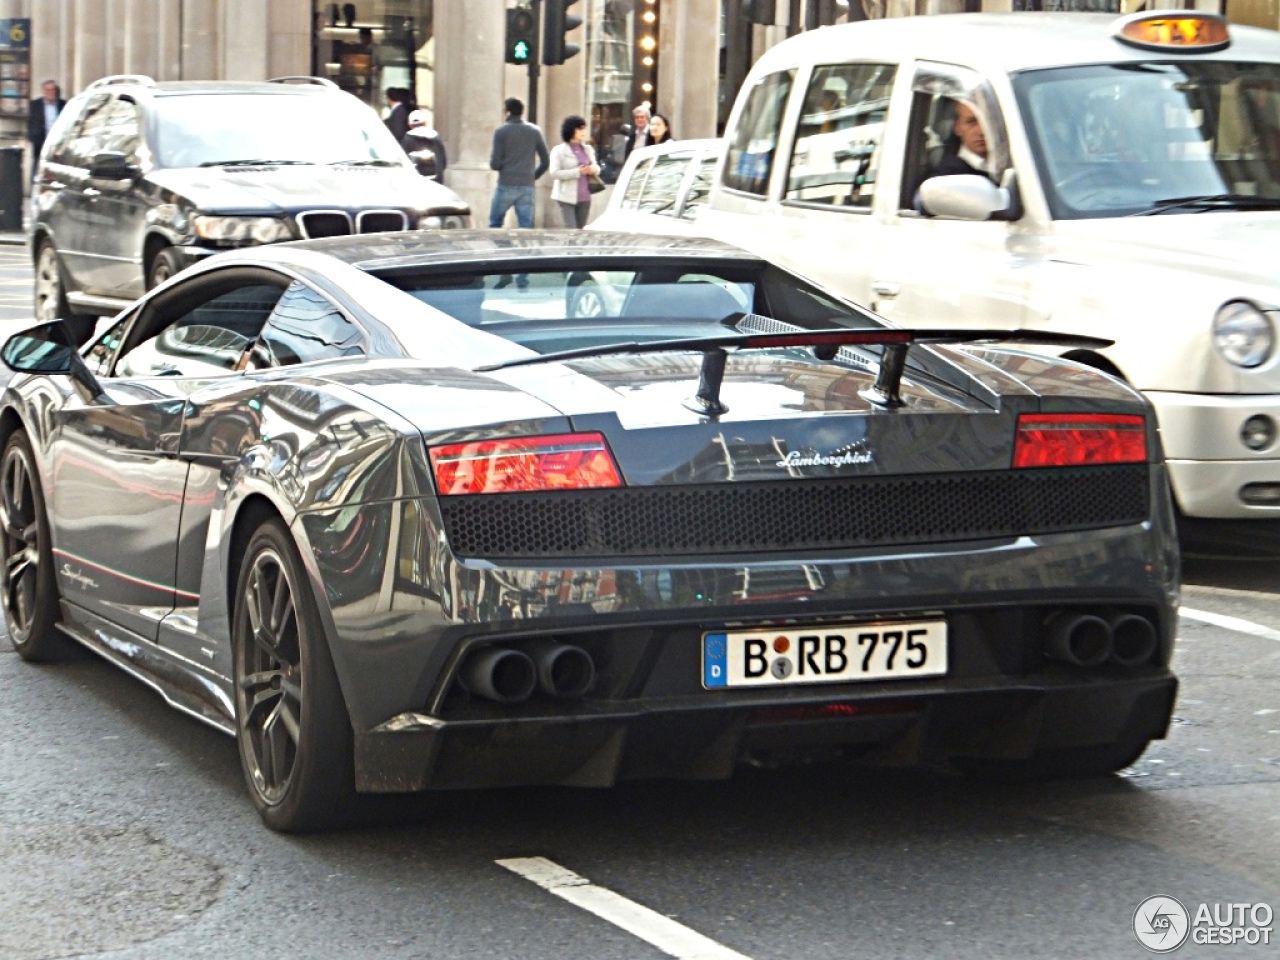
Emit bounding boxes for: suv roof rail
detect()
[268,76,339,89]
[87,74,157,90]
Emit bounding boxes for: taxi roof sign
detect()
[1112,11,1230,53]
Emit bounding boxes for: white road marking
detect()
[1180,607,1280,643]
[497,857,754,960]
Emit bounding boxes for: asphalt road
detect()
[0,247,1277,959]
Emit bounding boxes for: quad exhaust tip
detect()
[461,640,596,702]
[1044,610,1158,668]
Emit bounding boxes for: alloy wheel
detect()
[33,245,64,324]
[570,282,604,318]
[0,444,41,638]
[236,546,304,805]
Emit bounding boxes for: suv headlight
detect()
[418,212,470,230]
[1213,301,1274,368]
[192,215,295,245]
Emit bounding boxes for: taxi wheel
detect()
[568,279,604,318]
[147,247,186,290]
[232,518,356,832]
[0,431,73,662]
[33,241,72,324]
[954,736,1151,783]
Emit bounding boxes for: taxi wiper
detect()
[198,159,314,167]
[476,328,1111,417]
[330,159,401,167]
[1133,194,1280,216]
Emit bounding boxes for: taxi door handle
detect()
[872,281,901,299]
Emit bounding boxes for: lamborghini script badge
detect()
[776,446,874,469]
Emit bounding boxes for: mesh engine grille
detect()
[439,465,1151,560]
[358,211,409,233]
[297,212,351,238]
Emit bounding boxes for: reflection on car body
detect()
[1,230,1177,832]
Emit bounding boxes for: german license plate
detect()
[702,619,947,689]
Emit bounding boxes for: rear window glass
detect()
[379,260,874,357]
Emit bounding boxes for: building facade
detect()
[0,0,1247,225]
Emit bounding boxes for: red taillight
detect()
[429,432,623,495]
[1014,413,1147,468]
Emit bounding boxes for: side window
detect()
[636,153,692,216]
[621,158,654,209]
[785,63,895,210]
[679,155,717,221]
[724,70,795,196]
[97,97,141,160]
[249,281,363,369]
[52,94,111,168]
[115,282,285,378]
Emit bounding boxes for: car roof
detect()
[237,229,763,272]
[75,76,344,100]
[750,12,1280,76]
[625,138,724,163]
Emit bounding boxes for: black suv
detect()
[30,75,471,321]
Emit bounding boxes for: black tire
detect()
[147,247,186,290]
[33,240,74,324]
[232,518,356,832]
[0,431,73,661]
[954,737,1151,784]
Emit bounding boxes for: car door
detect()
[51,93,147,300]
[159,278,365,678]
[84,94,148,298]
[867,63,1029,327]
[49,270,286,646]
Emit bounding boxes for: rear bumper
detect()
[354,671,1177,792]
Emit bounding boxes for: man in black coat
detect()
[27,80,67,168]
[915,100,996,215]
[384,87,412,141]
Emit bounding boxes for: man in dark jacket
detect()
[384,87,412,141]
[27,80,67,169]
[488,97,549,230]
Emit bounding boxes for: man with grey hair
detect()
[624,104,650,158]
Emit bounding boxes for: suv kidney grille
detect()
[297,211,352,238]
[357,210,409,233]
[438,465,1151,561]
[296,210,409,238]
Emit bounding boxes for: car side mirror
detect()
[918,172,1019,221]
[2,320,105,400]
[88,150,140,181]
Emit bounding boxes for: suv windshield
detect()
[150,93,408,168]
[1015,61,1280,219]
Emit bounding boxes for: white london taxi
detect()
[700,11,1280,549]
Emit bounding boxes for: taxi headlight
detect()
[192,215,294,245]
[418,213,470,230]
[1213,301,1274,368]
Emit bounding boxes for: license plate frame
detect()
[702,618,947,689]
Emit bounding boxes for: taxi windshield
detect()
[1015,62,1280,219]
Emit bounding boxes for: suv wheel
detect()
[33,242,72,323]
[147,247,186,290]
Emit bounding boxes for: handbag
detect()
[587,173,606,195]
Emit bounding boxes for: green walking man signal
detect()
[506,6,536,65]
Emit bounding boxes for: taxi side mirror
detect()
[919,172,1020,221]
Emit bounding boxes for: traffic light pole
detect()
[527,0,541,124]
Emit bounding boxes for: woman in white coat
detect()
[549,114,601,229]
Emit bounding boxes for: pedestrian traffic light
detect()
[506,6,535,65]
[543,0,582,66]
